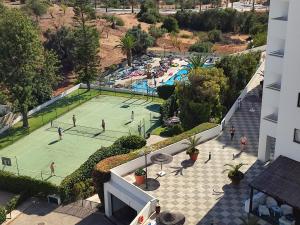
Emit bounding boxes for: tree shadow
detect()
[48,140,59,145]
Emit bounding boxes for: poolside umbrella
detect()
[245,94,259,112]
[157,211,185,225]
[165,116,180,126]
[150,153,173,177]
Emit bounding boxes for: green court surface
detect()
[0,95,160,184]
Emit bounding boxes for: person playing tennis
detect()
[102,119,105,132]
[131,111,134,121]
[58,127,63,140]
[72,115,76,127]
[50,162,55,176]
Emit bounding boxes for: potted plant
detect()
[134,168,146,185]
[223,163,245,185]
[183,136,201,161]
[239,215,259,225]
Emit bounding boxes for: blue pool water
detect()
[163,69,188,86]
[131,80,156,94]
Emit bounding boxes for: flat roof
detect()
[250,155,300,209]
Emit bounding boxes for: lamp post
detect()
[140,147,151,190]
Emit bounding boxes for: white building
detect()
[258,0,300,162]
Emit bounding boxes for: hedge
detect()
[93,122,218,207]
[5,194,22,216]
[0,170,58,197]
[0,207,5,224]
[115,135,147,150]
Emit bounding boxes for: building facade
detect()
[258,0,300,162]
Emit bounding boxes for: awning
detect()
[250,155,300,209]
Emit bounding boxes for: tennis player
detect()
[131,111,134,121]
[102,119,105,132]
[72,115,76,127]
[58,127,63,140]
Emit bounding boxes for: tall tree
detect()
[73,0,100,91]
[115,34,136,66]
[23,0,49,22]
[0,9,59,128]
[129,0,136,13]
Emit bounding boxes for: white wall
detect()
[275,0,300,162]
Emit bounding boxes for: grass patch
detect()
[151,126,166,135]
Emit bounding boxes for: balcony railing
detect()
[264,113,278,123]
[266,82,281,91]
[269,50,284,58]
[272,16,288,21]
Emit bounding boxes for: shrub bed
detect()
[0,170,58,197]
[115,135,147,150]
[0,207,5,224]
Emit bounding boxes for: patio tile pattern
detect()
[124,85,270,225]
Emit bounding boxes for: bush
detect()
[5,195,22,215]
[157,85,175,100]
[148,25,167,45]
[116,135,146,150]
[160,124,184,137]
[0,170,58,197]
[250,32,267,48]
[101,15,124,26]
[208,29,222,43]
[73,179,95,200]
[162,16,179,33]
[137,0,160,24]
[0,207,5,224]
[188,41,213,53]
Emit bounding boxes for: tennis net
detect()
[50,120,129,138]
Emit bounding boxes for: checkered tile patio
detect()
[124,84,269,225]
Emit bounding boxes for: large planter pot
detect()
[135,175,145,185]
[228,171,244,185]
[189,153,199,161]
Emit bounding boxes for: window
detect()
[298,93,300,107]
[294,129,300,144]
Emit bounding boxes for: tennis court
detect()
[0,94,161,184]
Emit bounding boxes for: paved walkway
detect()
[7,199,113,225]
[125,83,269,224]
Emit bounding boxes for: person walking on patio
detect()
[240,135,248,151]
[230,126,235,141]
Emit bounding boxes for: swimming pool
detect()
[163,69,189,86]
[131,80,156,94]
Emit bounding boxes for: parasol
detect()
[156,211,185,225]
[150,153,173,177]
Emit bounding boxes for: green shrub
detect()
[101,15,124,26]
[0,170,58,197]
[160,124,184,137]
[162,16,179,33]
[250,32,267,48]
[188,41,213,53]
[137,0,160,24]
[208,29,223,43]
[0,206,5,224]
[73,179,95,200]
[5,195,21,215]
[116,135,146,150]
[148,25,167,45]
[157,85,175,100]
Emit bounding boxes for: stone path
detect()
[125,84,270,225]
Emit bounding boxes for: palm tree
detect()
[129,0,135,13]
[115,34,135,66]
[183,136,201,155]
[188,54,206,69]
[223,163,246,176]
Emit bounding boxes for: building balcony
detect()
[264,113,278,123]
[269,50,284,58]
[266,82,281,91]
[272,16,288,21]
